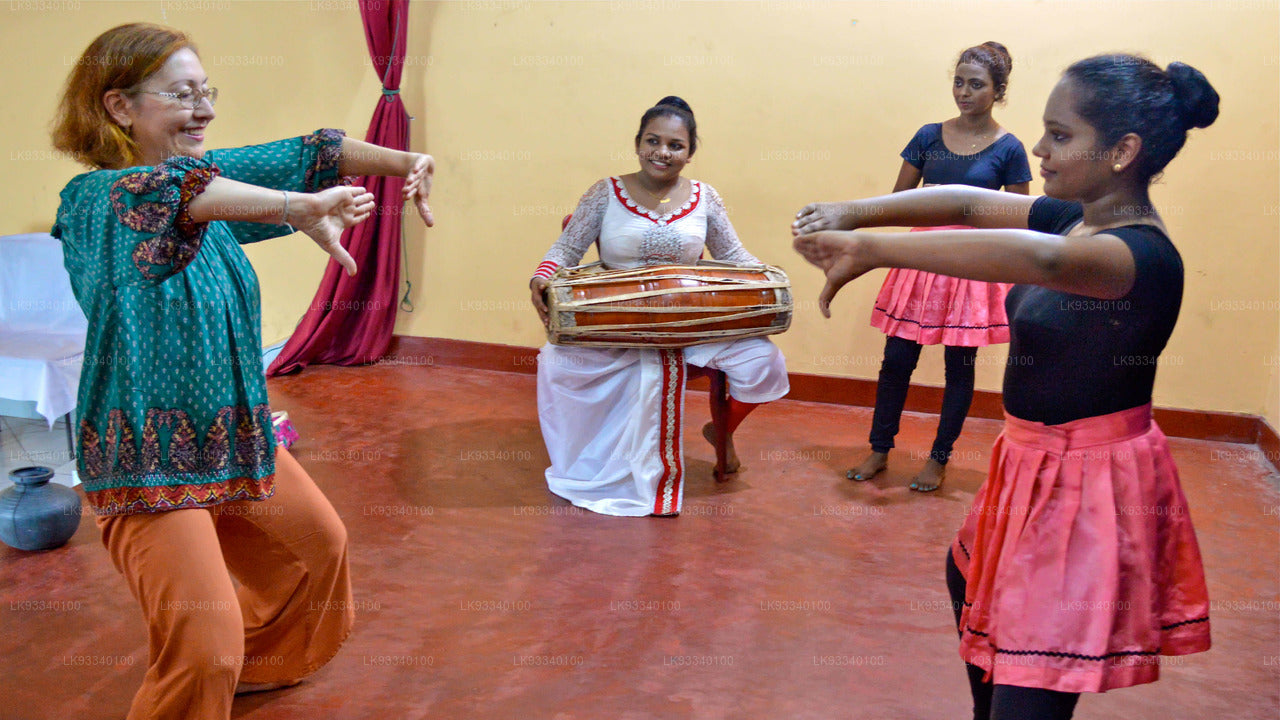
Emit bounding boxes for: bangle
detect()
[281,191,296,233]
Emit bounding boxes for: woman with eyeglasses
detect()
[50,23,433,719]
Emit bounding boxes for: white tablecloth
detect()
[0,233,87,426]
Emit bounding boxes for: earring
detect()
[1113,163,1123,172]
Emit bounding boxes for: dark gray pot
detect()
[0,466,82,551]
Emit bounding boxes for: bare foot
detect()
[235,679,301,695]
[702,421,741,474]
[846,451,888,482]
[910,459,946,492]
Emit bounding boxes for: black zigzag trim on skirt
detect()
[997,647,1160,661]
[874,306,1009,331]
[962,627,1162,662]
[1161,616,1209,631]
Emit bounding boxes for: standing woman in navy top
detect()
[793,54,1217,719]
[852,42,1032,492]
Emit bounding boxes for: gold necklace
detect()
[966,133,991,150]
[639,178,680,205]
[967,127,997,150]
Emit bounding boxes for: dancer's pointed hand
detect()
[792,231,872,318]
[292,186,375,276]
[792,202,854,236]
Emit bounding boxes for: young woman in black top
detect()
[793,54,1218,720]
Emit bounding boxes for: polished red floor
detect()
[2,362,1278,719]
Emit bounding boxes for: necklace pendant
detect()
[659,198,671,204]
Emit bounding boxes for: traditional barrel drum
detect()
[545,262,792,348]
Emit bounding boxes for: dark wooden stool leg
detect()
[709,370,731,481]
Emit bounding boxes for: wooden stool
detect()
[686,364,733,482]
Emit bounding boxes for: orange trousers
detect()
[96,448,353,720]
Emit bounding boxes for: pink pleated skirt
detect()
[870,226,1010,346]
[951,403,1211,693]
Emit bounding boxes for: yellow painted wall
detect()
[4,0,1277,429]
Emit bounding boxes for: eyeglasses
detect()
[130,87,218,110]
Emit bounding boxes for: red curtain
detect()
[268,0,411,376]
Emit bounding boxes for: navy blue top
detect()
[901,123,1032,190]
[1003,197,1184,424]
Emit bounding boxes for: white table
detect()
[0,233,87,458]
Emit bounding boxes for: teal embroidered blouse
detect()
[52,129,345,515]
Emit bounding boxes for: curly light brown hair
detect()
[52,23,196,169]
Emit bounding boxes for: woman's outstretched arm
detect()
[793,227,1136,317]
[188,176,374,274]
[338,137,435,226]
[792,185,1039,235]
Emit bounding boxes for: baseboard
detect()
[387,335,1279,466]
[1258,419,1280,469]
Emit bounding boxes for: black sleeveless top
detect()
[1002,197,1184,424]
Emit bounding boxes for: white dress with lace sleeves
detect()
[702,184,762,266]
[533,179,610,278]
[535,177,789,518]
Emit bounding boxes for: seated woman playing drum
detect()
[528,96,789,517]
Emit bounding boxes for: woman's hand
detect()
[792,202,856,237]
[291,186,376,276]
[530,276,551,326]
[793,231,875,318]
[403,153,435,227]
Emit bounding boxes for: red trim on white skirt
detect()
[653,349,685,516]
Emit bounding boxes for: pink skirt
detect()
[951,404,1211,693]
[870,226,1010,346]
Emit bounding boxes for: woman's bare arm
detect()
[792,185,1040,236]
[188,176,374,275]
[793,227,1136,317]
[891,160,922,193]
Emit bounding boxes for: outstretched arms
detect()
[188,177,374,275]
[793,226,1136,318]
[338,137,434,226]
[791,185,1039,236]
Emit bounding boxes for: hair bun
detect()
[981,41,1012,71]
[655,95,694,117]
[1167,62,1219,130]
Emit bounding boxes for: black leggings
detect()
[946,549,1080,720]
[869,335,977,464]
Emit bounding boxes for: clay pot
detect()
[0,466,82,551]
